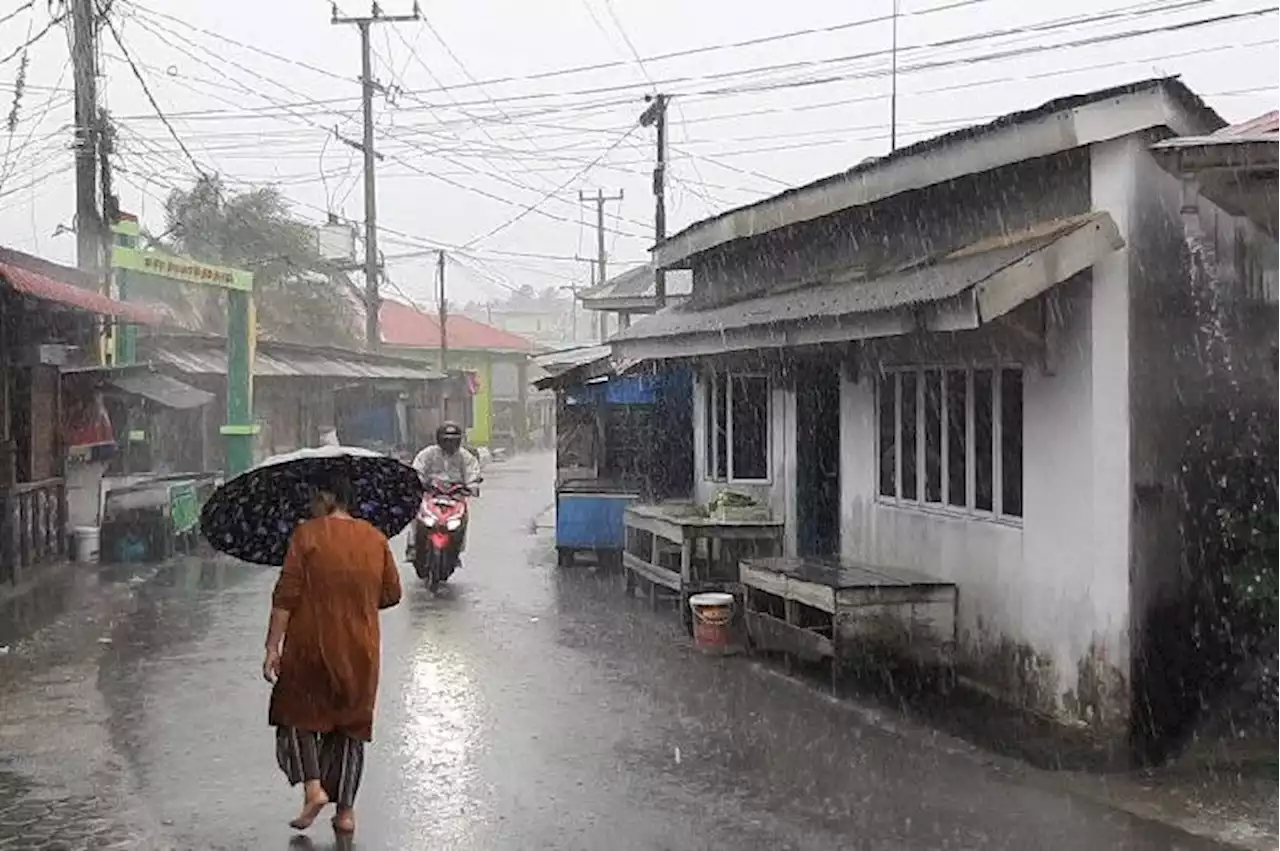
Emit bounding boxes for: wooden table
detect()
[740,556,958,687]
[622,503,784,631]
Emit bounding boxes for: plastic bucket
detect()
[73,526,101,564]
[689,592,740,655]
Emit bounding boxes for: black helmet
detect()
[436,421,463,451]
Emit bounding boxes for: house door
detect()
[796,368,841,557]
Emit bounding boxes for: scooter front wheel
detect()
[425,549,444,591]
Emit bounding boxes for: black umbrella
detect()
[200,445,423,566]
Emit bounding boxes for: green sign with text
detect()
[169,482,200,534]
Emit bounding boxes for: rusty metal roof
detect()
[616,213,1113,343]
[0,258,161,324]
[1213,111,1279,140]
[142,335,442,381]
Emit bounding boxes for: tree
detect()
[130,175,360,347]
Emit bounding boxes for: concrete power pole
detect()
[332,1,420,350]
[70,0,101,279]
[639,93,668,311]
[436,250,448,373]
[890,0,900,152]
[579,188,623,342]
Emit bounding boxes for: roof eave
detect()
[654,82,1217,270]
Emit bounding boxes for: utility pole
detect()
[579,188,623,342]
[639,93,668,308]
[70,0,101,278]
[890,0,899,152]
[437,250,448,373]
[332,2,421,350]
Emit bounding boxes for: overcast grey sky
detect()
[0,0,1275,307]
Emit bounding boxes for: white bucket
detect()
[73,526,101,564]
[689,591,735,612]
[689,592,739,654]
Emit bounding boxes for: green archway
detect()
[108,218,257,476]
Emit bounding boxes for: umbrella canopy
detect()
[200,445,423,566]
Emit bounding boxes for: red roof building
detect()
[380,299,536,352]
[0,248,161,325]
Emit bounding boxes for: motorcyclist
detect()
[410,422,481,559]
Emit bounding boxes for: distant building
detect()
[380,300,539,451]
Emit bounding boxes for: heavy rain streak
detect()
[0,0,1275,848]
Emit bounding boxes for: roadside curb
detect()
[745,657,1277,850]
[1044,769,1279,851]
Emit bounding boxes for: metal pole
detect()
[437,250,448,373]
[890,0,899,152]
[332,3,421,350]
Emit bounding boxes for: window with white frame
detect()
[877,365,1023,519]
[704,371,769,482]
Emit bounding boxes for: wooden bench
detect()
[623,503,784,632]
[740,556,958,687]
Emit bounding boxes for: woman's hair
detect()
[310,469,354,515]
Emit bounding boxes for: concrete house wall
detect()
[682,134,1278,735]
[651,83,1277,745]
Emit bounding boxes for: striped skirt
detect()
[274,726,365,809]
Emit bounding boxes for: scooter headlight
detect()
[420,515,437,527]
[445,517,462,531]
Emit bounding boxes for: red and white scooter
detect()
[409,477,478,589]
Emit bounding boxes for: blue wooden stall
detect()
[551,371,657,567]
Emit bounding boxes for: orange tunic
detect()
[268,516,402,742]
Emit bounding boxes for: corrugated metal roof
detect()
[616,213,1108,343]
[532,344,612,372]
[655,78,1222,269]
[579,264,693,300]
[0,260,161,324]
[109,371,215,409]
[144,338,441,381]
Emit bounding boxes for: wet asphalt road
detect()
[0,453,1233,850]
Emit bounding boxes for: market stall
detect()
[548,372,653,567]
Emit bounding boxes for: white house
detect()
[609,79,1278,751]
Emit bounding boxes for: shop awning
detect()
[0,260,161,324]
[109,371,214,410]
[612,212,1122,361]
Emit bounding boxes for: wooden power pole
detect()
[331,1,420,349]
[70,0,101,279]
[640,93,668,308]
[579,188,623,342]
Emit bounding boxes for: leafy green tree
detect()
[131,175,360,347]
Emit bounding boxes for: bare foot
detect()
[332,807,356,834]
[289,788,330,830]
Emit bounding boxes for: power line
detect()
[0,10,65,67]
[0,2,36,31]
[122,0,354,85]
[459,127,638,249]
[105,0,1236,122]
[602,0,655,89]
[100,9,205,174]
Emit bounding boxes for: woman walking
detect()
[263,472,403,835]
